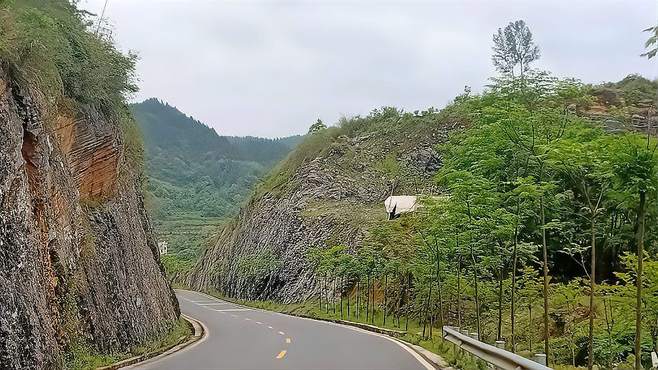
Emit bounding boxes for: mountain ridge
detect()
[130,98,302,264]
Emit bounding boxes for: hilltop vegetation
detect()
[0,0,137,116]
[297,78,658,370]
[131,98,301,266]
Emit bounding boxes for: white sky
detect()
[80,0,658,138]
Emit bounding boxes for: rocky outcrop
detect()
[189,111,462,302]
[0,68,178,369]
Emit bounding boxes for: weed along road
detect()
[130,290,433,370]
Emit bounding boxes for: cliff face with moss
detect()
[0,2,178,369]
[189,108,462,302]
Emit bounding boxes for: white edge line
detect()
[178,289,434,370]
[123,313,210,369]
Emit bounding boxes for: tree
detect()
[518,265,542,352]
[494,75,581,361]
[437,170,500,340]
[308,119,327,134]
[552,135,613,370]
[642,25,658,59]
[492,20,541,78]
[612,133,658,369]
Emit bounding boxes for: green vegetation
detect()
[298,72,658,367]
[299,71,658,369]
[63,341,119,370]
[0,0,136,115]
[642,24,658,59]
[219,21,658,370]
[133,98,294,220]
[63,318,191,370]
[307,118,327,134]
[236,249,282,296]
[593,74,658,108]
[131,99,301,271]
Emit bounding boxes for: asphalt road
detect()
[129,289,433,370]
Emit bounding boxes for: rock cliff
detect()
[0,66,178,368]
[189,108,462,302]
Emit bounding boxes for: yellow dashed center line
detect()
[276,350,287,359]
[286,338,291,344]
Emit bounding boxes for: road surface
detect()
[129,290,433,370]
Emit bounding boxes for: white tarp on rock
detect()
[384,195,420,217]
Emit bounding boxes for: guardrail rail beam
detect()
[442,326,552,370]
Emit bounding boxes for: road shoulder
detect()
[99,314,207,370]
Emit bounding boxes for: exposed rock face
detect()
[0,69,178,369]
[189,112,461,303]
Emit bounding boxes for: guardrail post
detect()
[494,341,505,370]
[533,353,547,366]
[468,332,479,361]
[460,328,469,355]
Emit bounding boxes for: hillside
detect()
[131,98,301,263]
[187,72,658,368]
[188,106,462,301]
[0,2,177,368]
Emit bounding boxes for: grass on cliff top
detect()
[63,317,191,370]
[204,289,484,370]
[0,0,137,113]
[0,0,146,179]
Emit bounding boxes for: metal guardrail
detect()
[443,326,552,370]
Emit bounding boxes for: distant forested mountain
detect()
[131,98,300,262]
[226,135,303,166]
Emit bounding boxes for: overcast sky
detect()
[80,0,657,138]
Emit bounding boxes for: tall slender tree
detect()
[492,20,541,79]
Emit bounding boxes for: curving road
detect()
[129,290,433,370]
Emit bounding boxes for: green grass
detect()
[63,317,191,370]
[64,341,119,370]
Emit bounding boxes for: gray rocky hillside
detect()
[189,107,463,302]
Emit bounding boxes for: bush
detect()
[0,0,137,115]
